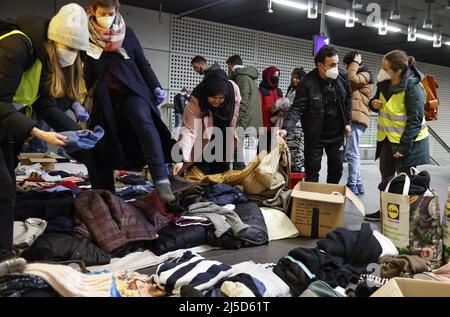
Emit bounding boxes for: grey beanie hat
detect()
[47,3,89,51]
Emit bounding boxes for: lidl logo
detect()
[387,203,400,220]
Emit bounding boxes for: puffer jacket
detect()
[230,66,263,133]
[282,68,352,152]
[21,232,111,266]
[346,62,373,128]
[73,190,166,253]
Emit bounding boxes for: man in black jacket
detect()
[191,55,221,76]
[279,45,352,184]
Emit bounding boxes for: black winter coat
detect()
[282,68,352,150]
[0,16,79,147]
[84,27,174,171]
[22,233,111,266]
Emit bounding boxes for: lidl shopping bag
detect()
[381,173,442,269]
[443,186,450,264]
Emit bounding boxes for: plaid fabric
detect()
[73,190,162,253]
[88,12,126,54]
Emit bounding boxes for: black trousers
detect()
[86,93,170,192]
[0,139,16,252]
[379,139,414,180]
[305,140,344,184]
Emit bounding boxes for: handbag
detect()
[380,171,443,269]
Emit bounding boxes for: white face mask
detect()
[55,47,78,68]
[377,68,392,82]
[325,66,339,80]
[96,15,115,29]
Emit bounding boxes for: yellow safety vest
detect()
[0,30,42,117]
[377,85,429,144]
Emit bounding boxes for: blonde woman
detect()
[0,3,89,260]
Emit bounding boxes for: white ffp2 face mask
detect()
[377,68,392,82]
[325,66,339,80]
[96,15,115,29]
[56,47,78,68]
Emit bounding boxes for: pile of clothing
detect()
[15,172,269,265]
[16,164,89,194]
[272,224,399,297]
[185,136,292,211]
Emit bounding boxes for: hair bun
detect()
[408,56,416,66]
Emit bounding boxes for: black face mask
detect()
[270,76,279,85]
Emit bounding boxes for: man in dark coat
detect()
[279,45,352,184]
[191,55,221,76]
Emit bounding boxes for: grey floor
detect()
[139,160,450,275]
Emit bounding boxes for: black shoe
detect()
[364,210,381,222]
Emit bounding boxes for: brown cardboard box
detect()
[19,153,66,171]
[371,278,450,297]
[290,182,365,238]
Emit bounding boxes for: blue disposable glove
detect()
[72,101,89,122]
[154,87,167,104]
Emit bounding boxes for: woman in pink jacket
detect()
[172,70,241,175]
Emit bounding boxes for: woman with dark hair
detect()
[0,3,89,260]
[270,67,306,172]
[84,0,175,203]
[172,70,241,176]
[286,68,307,173]
[365,50,430,221]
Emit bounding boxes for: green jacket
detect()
[230,66,263,134]
[371,65,430,169]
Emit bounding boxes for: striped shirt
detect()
[153,251,232,295]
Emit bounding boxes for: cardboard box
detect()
[371,278,450,297]
[290,182,365,238]
[19,153,66,171]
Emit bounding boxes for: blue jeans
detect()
[345,123,366,186]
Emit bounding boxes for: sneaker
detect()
[347,184,359,196]
[364,210,381,222]
[357,183,365,195]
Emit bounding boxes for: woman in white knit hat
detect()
[0,3,90,261]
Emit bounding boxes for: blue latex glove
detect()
[72,101,89,122]
[154,87,167,104]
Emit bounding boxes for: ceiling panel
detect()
[121,0,450,67]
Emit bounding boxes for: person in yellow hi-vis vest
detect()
[0,4,89,260]
[365,50,430,221]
